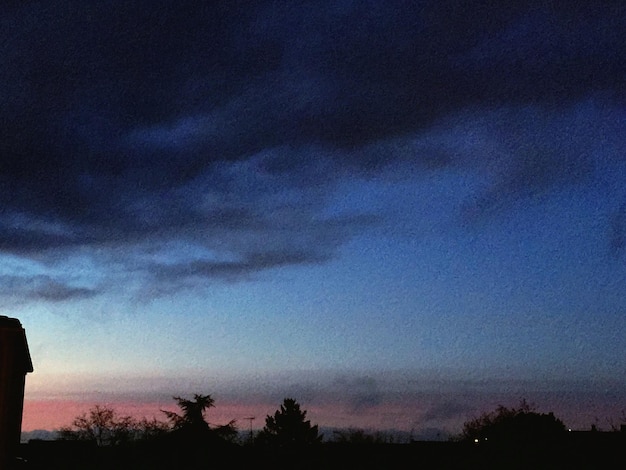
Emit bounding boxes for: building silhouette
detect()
[0,316,33,469]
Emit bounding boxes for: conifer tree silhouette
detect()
[258,398,322,447]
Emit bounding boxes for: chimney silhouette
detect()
[0,316,33,469]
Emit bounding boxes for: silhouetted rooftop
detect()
[0,316,33,373]
[0,316,22,328]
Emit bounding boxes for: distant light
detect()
[568,429,572,432]
[474,438,479,443]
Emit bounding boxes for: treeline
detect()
[20,396,626,469]
[54,395,322,448]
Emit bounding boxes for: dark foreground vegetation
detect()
[17,396,626,469]
[19,433,626,470]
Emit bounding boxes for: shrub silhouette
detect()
[462,399,566,446]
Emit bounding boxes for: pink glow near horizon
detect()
[22,400,274,432]
[22,399,432,434]
[22,394,626,435]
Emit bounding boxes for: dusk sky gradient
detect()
[2,1,626,437]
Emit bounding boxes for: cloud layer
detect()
[1,1,624,300]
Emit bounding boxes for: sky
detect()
[2,1,626,438]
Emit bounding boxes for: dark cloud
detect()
[152,250,329,285]
[1,1,624,293]
[420,400,474,423]
[0,275,99,304]
[438,101,626,222]
[333,376,383,412]
[0,224,80,255]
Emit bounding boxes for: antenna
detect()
[244,416,255,440]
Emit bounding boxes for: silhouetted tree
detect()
[462,399,566,446]
[213,420,239,443]
[162,394,215,431]
[135,417,170,441]
[58,405,137,446]
[257,398,322,448]
[161,393,238,449]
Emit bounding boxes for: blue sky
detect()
[2,1,626,434]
